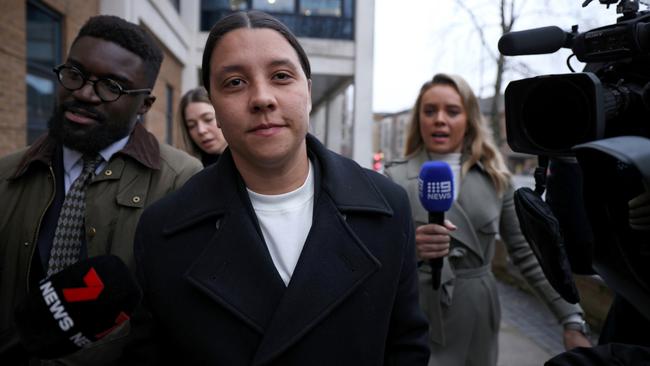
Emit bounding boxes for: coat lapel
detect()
[252,192,381,365]
[167,151,287,334]
[447,197,483,258]
[252,136,389,364]
[453,167,502,260]
[184,203,287,334]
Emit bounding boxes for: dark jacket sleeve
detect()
[383,183,430,365]
[118,206,163,366]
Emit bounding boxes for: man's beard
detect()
[48,101,133,154]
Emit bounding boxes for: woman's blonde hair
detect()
[404,73,511,194]
[177,87,211,158]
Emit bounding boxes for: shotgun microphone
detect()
[498,26,570,56]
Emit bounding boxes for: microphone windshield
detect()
[498,26,567,56]
[418,161,454,212]
[14,255,141,359]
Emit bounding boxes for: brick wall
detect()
[0,0,28,157]
[143,35,183,148]
[0,1,187,158]
[43,0,99,53]
[0,0,98,158]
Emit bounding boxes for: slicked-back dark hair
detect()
[73,15,163,88]
[201,10,311,94]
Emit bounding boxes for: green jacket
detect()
[0,123,202,364]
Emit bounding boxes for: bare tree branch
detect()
[507,60,539,77]
[454,0,499,62]
[448,0,584,146]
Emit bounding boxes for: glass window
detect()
[300,0,342,17]
[252,0,295,13]
[201,0,249,31]
[202,0,248,11]
[26,0,61,144]
[200,0,355,39]
[343,0,353,17]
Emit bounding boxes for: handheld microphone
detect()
[7,255,141,360]
[418,161,455,290]
[498,26,569,56]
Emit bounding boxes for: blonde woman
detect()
[385,73,590,365]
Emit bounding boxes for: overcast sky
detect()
[372,0,625,113]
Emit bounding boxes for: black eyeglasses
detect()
[53,65,151,102]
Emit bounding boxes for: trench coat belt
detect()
[454,264,491,279]
[440,264,491,307]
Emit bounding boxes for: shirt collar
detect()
[62,135,129,173]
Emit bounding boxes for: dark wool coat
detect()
[130,135,430,365]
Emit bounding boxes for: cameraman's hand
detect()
[629,189,650,231]
[415,220,456,260]
[563,329,592,350]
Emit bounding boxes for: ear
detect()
[138,95,156,115]
[307,79,312,114]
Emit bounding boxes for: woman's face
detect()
[184,101,227,154]
[418,84,468,154]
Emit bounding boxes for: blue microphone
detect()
[418,161,455,290]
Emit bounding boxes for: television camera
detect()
[498,0,650,356]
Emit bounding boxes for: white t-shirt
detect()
[247,161,314,286]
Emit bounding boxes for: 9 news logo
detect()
[419,178,452,201]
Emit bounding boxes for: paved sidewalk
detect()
[497,279,564,366]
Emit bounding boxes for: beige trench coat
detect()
[385,148,582,366]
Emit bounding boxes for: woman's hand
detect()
[629,189,650,231]
[562,329,592,350]
[415,219,457,260]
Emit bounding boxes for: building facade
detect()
[0,0,375,168]
[373,108,410,165]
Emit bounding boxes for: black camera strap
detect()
[533,155,549,196]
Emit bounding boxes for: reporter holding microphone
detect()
[385,73,590,365]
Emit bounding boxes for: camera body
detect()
[501,2,650,155]
[500,0,650,321]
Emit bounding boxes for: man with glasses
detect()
[0,15,201,364]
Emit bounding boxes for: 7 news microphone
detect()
[0,255,141,361]
[418,161,455,290]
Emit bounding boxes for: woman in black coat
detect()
[178,87,227,166]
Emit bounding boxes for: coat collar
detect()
[308,134,393,215]
[172,135,388,364]
[118,123,161,170]
[165,134,393,232]
[10,123,160,180]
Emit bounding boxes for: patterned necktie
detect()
[47,154,103,276]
